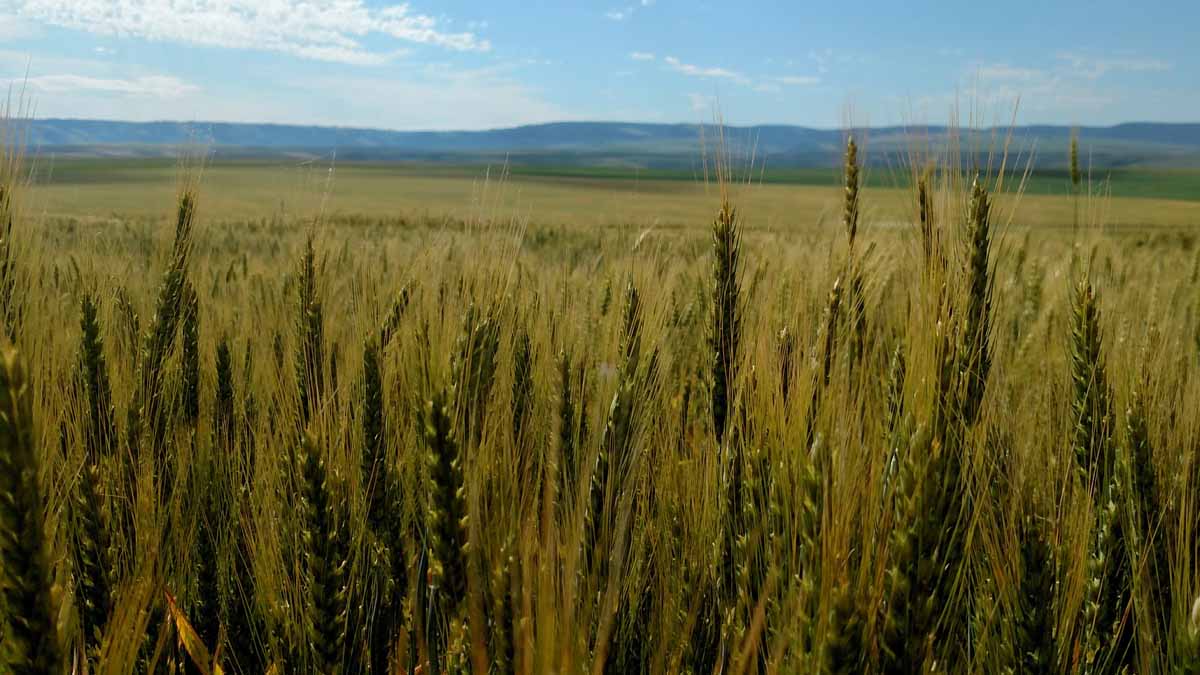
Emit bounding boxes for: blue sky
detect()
[1,0,1196,130]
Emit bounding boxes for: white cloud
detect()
[949,58,1138,118]
[751,76,820,93]
[299,66,571,129]
[687,93,715,114]
[912,84,1116,121]
[970,53,1172,111]
[664,56,744,81]
[607,1,654,20]
[1056,52,1171,79]
[0,11,38,39]
[0,45,570,130]
[773,75,820,86]
[629,51,655,61]
[808,48,832,74]
[965,51,1170,116]
[3,59,569,129]
[6,0,489,65]
[16,74,198,98]
[663,57,818,92]
[977,64,1045,83]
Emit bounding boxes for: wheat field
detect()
[3,123,1200,675]
[22,158,1200,229]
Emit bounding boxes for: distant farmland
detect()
[26,158,1200,227]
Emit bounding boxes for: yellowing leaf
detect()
[164,589,223,675]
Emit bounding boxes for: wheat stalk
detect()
[0,349,63,674]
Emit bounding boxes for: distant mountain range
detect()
[15,119,1200,169]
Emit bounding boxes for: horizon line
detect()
[18,116,1200,136]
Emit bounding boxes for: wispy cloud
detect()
[3,54,568,128]
[629,51,655,61]
[1056,52,1171,79]
[977,64,1045,83]
[965,50,1171,116]
[774,75,820,86]
[301,64,571,129]
[663,56,745,82]
[953,58,1129,118]
[687,92,716,113]
[14,74,199,98]
[6,0,490,65]
[808,48,833,74]
[976,52,1172,91]
[0,11,37,40]
[663,56,819,92]
[606,0,655,21]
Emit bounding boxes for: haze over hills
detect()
[17,118,1200,169]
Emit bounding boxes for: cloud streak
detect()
[300,67,572,130]
[1056,52,1171,80]
[13,74,199,97]
[774,75,820,86]
[6,0,490,65]
[969,49,1173,111]
[977,64,1045,83]
[661,56,819,92]
[976,52,1172,92]
[952,53,1172,117]
[0,11,38,40]
[606,0,655,21]
[663,56,743,81]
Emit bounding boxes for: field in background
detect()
[25,159,1200,228]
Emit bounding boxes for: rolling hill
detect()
[13,119,1200,169]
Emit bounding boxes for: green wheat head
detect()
[0,349,63,674]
